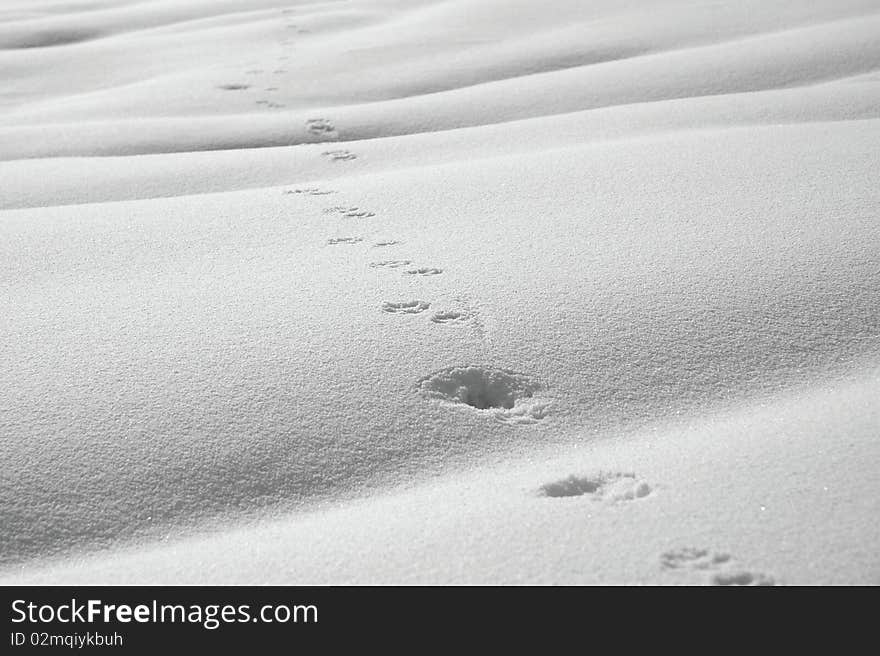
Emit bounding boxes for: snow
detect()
[1,0,878,584]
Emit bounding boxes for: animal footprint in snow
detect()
[431,310,468,324]
[661,548,731,571]
[370,260,412,269]
[245,69,264,75]
[710,571,776,586]
[417,366,549,424]
[284,187,335,196]
[539,472,652,502]
[326,237,363,245]
[218,83,250,90]
[373,240,401,247]
[404,267,443,276]
[382,300,430,315]
[323,149,357,161]
[324,206,375,218]
[307,118,336,136]
[660,547,775,585]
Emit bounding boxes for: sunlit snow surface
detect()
[1,0,878,584]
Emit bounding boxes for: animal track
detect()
[324,206,375,218]
[382,300,430,315]
[417,366,549,424]
[373,240,401,247]
[417,366,534,409]
[245,69,264,75]
[265,87,279,91]
[370,260,412,269]
[404,267,443,276]
[323,150,357,161]
[539,472,652,501]
[218,83,250,90]
[326,237,363,245]
[660,547,775,585]
[710,571,775,586]
[431,310,467,324]
[661,548,731,570]
[284,187,336,196]
[307,118,336,136]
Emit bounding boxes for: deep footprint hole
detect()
[539,472,647,499]
[540,475,604,497]
[417,366,538,410]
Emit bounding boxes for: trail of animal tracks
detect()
[1,0,879,584]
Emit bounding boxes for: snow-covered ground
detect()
[1,0,878,584]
